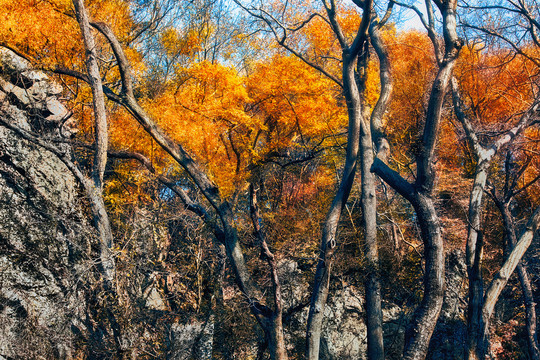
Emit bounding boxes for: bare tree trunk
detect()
[72,0,115,284]
[476,206,540,359]
[372,158,447,360]
[371,2,462,359]
[465,159,489,360]
[264,316,288,360]
[361,125,384,360]
[404,194,445,360]
[304,2,376,357]
[403,4,460,358]
[451,73,540,360]
[304,3,375,354]
[495,201,539,360]
[459,150,539,360]
[516,266,539,360]
[71,4,122,353]
[306,49,364,360]
[250,184,288,360]
[72,0,108,187]
[362,15,394,359]
[86,184,116,284]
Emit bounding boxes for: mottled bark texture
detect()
[372,1,462,359]
[452,77,540,360]
[495,199,539,360]
[478,206,540,359]
[72,0,116,285]
[362,11,394,359]
[306,1,373,358]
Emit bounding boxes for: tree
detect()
[452,5,540,356]
[452,65,540,359]
[2,0,540,358]
[233,1,392,358]
[372,1,463,359]
[487,153,540,360]
[72,0,115,286]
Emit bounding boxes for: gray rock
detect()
[0,48,32,74]
[279,259,369,359]
[0,47,91,359]
[278,251,467,360]
[169,316,214,360]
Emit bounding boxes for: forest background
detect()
[0,0,539,359]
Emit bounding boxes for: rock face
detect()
[169,317,215,360]
[0,48,89,359]
[279,259,370,359]
[278,251,468,360]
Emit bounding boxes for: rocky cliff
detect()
[0,47,90,359]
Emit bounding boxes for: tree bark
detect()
[305,1,372,357]
[250,184,288,360]
[451,71,540,360]
[306,51,363,360]
[476,206,540,359]
[404,3,461,359]
[493,200,540,360]
[72,0,115,284]
[72,0,108,188]
[361,122,384,360]
[371,2,462,359]
[465,158,490,360]
[361,14,393,360]
[403,194,445,360]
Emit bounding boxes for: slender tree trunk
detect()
[476,206,540,359]
[71,8,121,354]
[390,219,403,262]
[498,202,539,360]
[514,258,539,360]
[306,50,364,360]
[362,16,393,360]
[86,184,116,285]
[72,0,108,188]
[264,315,288,360]
[73,4,124,352]
[209,245,226,360]
[361,110,384,360]
[371,163,446,360]
[465,159,490,360]
[403,193,445,360]
[72,0,115,284]
[250,184,288,360]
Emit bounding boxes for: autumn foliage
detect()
[0,0,539,358]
